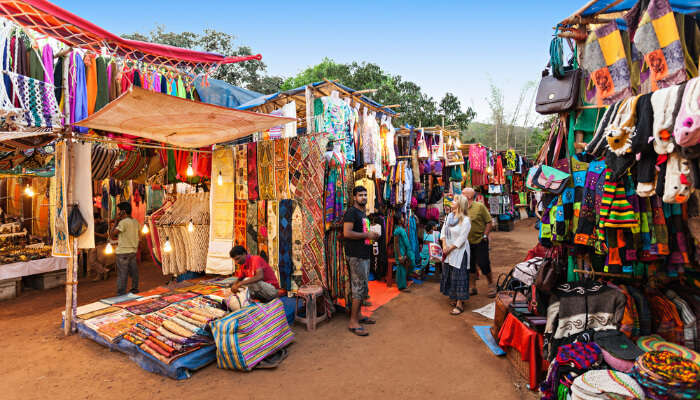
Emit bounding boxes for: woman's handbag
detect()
[68,204,87,237]
[532,165,571,194]
[535,33,581,115]
[417,129,429,159]
[534,247,563,293]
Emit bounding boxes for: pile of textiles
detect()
[541,342,603,400]
[153,192,210,275]
[630,351,700,399]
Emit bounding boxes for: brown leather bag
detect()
[535,67,581,115]
[492,291,527,338]
[534,247,562,293]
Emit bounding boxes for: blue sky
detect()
[58,0,580,124]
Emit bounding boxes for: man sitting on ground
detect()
[229,246,280,303]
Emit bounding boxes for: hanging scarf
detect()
[257,140,276,200]
[234,200,247,248]
[257,200,268,257]
[278,199,294,290]
[247,142,258,200]
[246,201,258,256]
[235,144,248,200]
[267,200,279,278]
[275,139,290,199]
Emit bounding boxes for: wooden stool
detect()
[294,285,327,331]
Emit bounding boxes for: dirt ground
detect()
[2,219,541,400]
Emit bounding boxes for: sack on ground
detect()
[211,298,294,371]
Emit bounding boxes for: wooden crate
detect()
[0,277,20,300]
[24,270,66,290]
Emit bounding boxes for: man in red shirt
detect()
[229,246,280,302]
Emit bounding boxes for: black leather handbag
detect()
[68,204,88,237]
[535,34,581,115]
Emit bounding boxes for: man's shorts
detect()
[347,256,370,300]
[469,239,491,275]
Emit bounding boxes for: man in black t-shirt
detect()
[343,186,380,337]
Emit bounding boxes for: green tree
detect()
[122,26,282,93]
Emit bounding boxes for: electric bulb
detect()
[186,163,194,177]
[163,237,172,253]
[24,184,34,197]
[217,171,223,186]
[187,219,194,232]
[104,242,114,255]
[141,224,149,234]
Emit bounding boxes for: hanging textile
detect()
[234,200,247,248]
[257,140,276,200]
[235,144,248,200]
[291,205,304,291]
[206,147,235,275]
[73,142,95,249]
[41,44,53,84]
[324,150,346,229]
[84,54,97,115]
[274,139,290,199]
[52,140,70,257]
[69,52,88,132]
[278,199,294,290]
[267,200,279,280]
[282,101,297,138]
[257,200,268,258]
[582,21,633,105]
[325,228,349,304]
[5,71,61,128]
[288,135,328,284]
[246,201,258,256]
[32,179,49,238]
[247,142,258,201]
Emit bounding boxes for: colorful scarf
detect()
[235,144,248,200]
[246,142,258,201]
[257,140,276,200]
[234,200,247,248]
[5,71,61,128]
[52,140,70,257]
[267,200,279,280]
[582,21,633,105]
[274,139,290,199]
[257,200,268,258]
[278,199,294,290]
[246,201,258,256]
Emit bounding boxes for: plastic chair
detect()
[294,285,327,331]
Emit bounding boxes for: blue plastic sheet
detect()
[194,76,262,109]
[579,0,700,16]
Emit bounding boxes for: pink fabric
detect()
[41,44,53,84]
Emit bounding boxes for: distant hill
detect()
[461,122,547,158]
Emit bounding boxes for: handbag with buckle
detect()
[535,32,581,115]
[532,165,570,194]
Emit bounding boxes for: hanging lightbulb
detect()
[217,171,223,186]
[186,162,194,177]
[104,242,114,255]
[24,184,35,197]
[163,237,172,253]
[187,219,194,233]
[141,224,150,234]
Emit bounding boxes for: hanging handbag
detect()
[68,204,88,237]
[436,130,446,159]
[417,129,429,159]
[532,165,571,194]
[512,257,544,287]
[535,33,581,115]
[534,247,562,293]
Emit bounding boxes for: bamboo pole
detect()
[62,52,72,336]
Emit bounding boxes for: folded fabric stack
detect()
[541,342,603,400]
[570,370,645,399]
[631,351,700,399]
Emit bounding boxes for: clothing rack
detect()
[572,269,640,279]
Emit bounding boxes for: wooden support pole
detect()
[62,51,73,336]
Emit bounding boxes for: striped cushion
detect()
[210,299,294,371]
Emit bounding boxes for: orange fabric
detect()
[84,54,97,115]
[336,280,412,317]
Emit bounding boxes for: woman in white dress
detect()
[440,195,472,315]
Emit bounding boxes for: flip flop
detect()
[348,327,369,336]
[359,317,376,325]
[450,305,464,315]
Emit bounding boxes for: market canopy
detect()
[75,87,296,148]
[0,0,261,68]
[575,0,700,17]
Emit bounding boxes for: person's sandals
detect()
[450,305,464,315]
[348,327,369,336]
[359,317,376,325]
[487,285,497,298]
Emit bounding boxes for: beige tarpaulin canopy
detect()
[75,87,296,148]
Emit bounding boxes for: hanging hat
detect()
[594,330,645,361]
[651,83,685,154]
[662,152,692,204]
[674,77,700,147]
[605,95,640,156]
[570,370,645,399]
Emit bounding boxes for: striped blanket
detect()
[211,299,294,371]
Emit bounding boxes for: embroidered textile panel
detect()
[267,200,280,281]
[247,143,259,201]
[235,144,248,200]
[257,200,268,258]
[274,139,290,199]
[52,140,70,257]
[257,140,276,200]
[234,200,247,248]
[278,199,294,290]
[246,201,258,256]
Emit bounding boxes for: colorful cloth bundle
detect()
[631,351,700,399]
[582,21,633,105]
[211,299,294,371]
[637,335,700,365]
[111,151,147,180]
[5,71,62,128]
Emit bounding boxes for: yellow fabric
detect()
[599,30,626,65]
[652,12,680,48]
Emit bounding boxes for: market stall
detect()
[492,0,700,397]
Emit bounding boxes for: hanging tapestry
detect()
[274,139,290,199]
[325,229,350,305]
[111,151,147,180]
[91,144,119,181]
[206,147,235,275]
[235,144,248,200]
[32,179,49,237]
[582,21,633,105]
[267,200,279,281]
[246,201,258,256]
[247,142,259,201]
[291,204,304,291]
[632,0,686,90]
[257,140,276,200]
[324,151,347,229]
[234,200,247,248]
[52,140,70,257]
[5,71,61,128]
[288,135,328,285]
[257,200,268,258]
[278,199,294,291]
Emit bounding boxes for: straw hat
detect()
[570,370,645,399]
